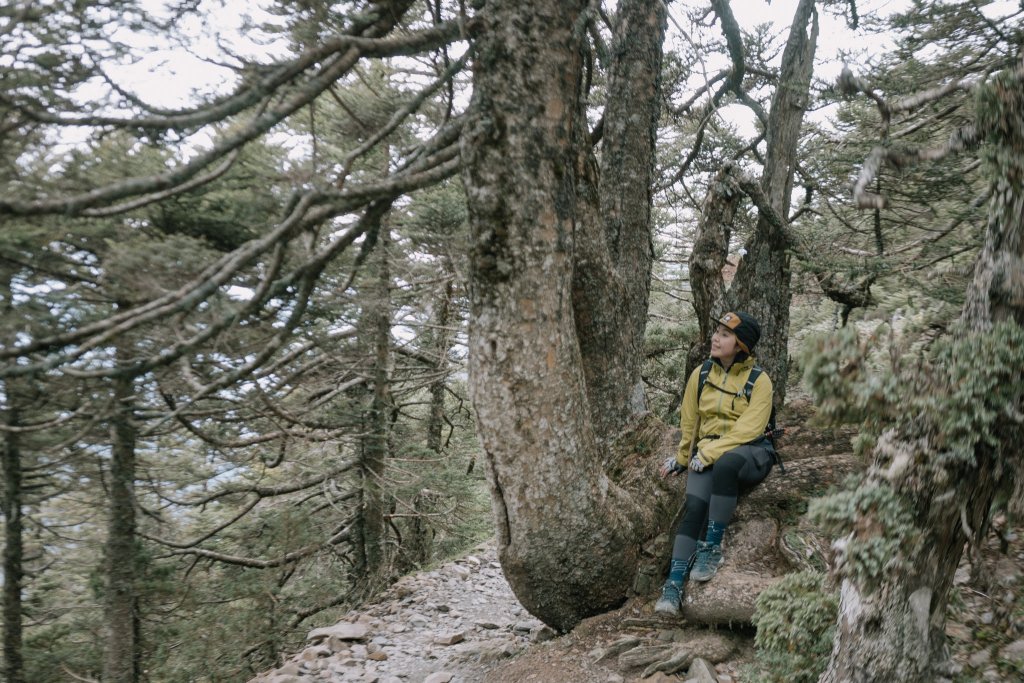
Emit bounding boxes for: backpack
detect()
[696,359,785,473]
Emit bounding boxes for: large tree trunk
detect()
[573,0,666,442]
[103,369,139,683]
[461,0,667,632]
[688,163,742,372]
[724,0,819,402]
[820,66,1024,683]
[1,384,25,683]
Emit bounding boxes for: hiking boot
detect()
[689,541,723,582]
[654,580,683,615]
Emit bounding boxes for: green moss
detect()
[808,476,921,583]
[803,322,1024,439]
[802,320,1024,518]
[747,571,838,683]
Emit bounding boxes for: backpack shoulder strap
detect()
[746,364,779,432]
[697,359,714,399]
[743,364,763,402]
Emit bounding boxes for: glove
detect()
[660,456,686,477]
[689,453,707,472]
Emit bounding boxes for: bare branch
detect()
[335,52,470,188]
[0,11,463,217]
[140,497,260,549]
[852,126,979,209]
[81,149,242,218]
[839,64,977,139]
[164,524,353,568]
[710,0,745,95]
[4,18,464,132]
[162,460,357,508]
[0,402,91,433]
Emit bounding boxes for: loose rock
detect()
[685,657,719,683]
[422,673,454,683]
[434,632,465,646]
[1000,638,1024,666]
[308,623,369,644]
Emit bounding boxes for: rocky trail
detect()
[245,533,770,683]
[245,541,554,683]
[248,524,1024,683]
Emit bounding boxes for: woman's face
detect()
[710,324,741,362]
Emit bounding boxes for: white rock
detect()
[434,631,465,646]
[968,649,991,668]
[300,645,331,661]
[1000,639,1024,665]
[308,622,369,643]
[327,635,354,653]
[423,673,454,683]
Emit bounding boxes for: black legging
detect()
[670,441,774,568]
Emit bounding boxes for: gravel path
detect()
[248,541,547,683]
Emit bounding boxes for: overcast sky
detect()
[111,0,914,109]
[95,0,1017,143]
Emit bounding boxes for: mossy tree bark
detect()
[353,223,393,594]
[461,0,668,631]
[574,0,664,443]
[687,164,742,374]
[2,383,25,683]
[819,66,1024,683]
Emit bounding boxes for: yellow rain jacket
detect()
[676,356,774,467]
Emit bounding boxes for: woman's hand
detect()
[689,451,708,472]
[660,456,685,478]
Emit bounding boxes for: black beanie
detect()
[715,311,761,354]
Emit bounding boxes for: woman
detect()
[654,311,776,616]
